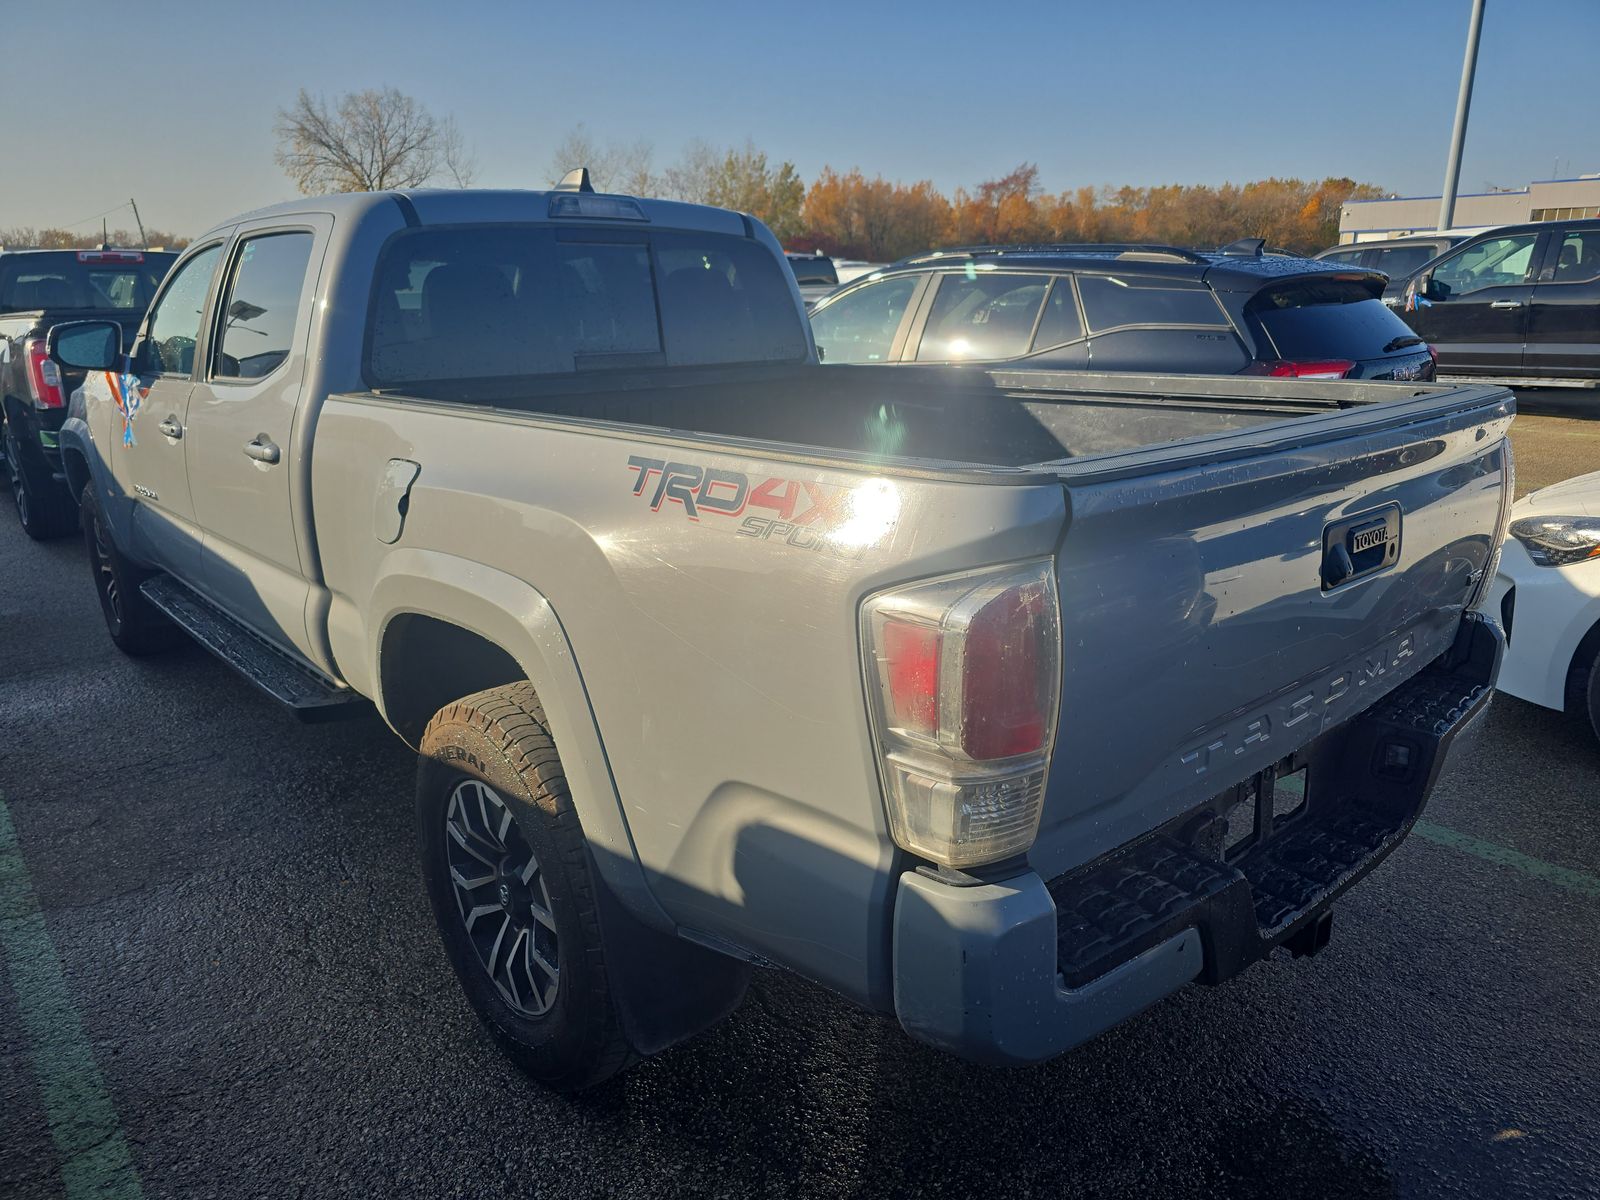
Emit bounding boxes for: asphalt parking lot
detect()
[2,395,1597,1200]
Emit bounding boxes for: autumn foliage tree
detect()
[800,166,1380,259]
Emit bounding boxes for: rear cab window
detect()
[365,225,808,387]
[1245,278,1419,361]
[1368,245,1436,280]
[0,252,172,313]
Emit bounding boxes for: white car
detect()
[1487,469,1600,741]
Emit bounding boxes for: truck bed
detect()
[372,363,1457,472]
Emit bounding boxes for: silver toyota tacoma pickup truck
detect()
[46,183,1513,1090]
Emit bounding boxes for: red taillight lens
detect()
[882,619,940,738]
[1246,359,1355,380]
[24,338,64,409]
[959,581,1052,760]
[862,561,1061,866]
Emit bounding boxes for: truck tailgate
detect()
[1030,386,1513,880]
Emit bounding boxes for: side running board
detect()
[139,575,370,722]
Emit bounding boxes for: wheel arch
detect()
[1565,613,1600,711]
[368,550,670,932]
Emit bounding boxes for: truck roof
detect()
[200,188,754,241]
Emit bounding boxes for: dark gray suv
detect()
[809,242,1436,381]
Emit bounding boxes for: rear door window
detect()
[914,273,1049,360]
[809,276,919,363]
[212,232,316,380]
[1318,249,1366,266]
[1077,275,1228,332]
[1246,279,1419,360]
[1548,229,1600,283]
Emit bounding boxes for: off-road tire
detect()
[79,483,182,655]
[416,682,636,1091]
[5,413,75,540]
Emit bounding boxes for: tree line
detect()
[0,225,190,251]
[555,131,1379,259]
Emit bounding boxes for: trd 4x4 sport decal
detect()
[626,455,899,557]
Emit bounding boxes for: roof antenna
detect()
[554,168,595,194]
[1221,237,1266,257]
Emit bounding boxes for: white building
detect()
[1337,175,1600,244]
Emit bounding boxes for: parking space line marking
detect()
[0,795,144,1200]
[1414,820,1600,900]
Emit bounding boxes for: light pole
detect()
[1437,0,1487,231]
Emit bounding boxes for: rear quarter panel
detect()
[311,398,1067,1007]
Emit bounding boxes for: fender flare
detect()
[58,413,143,555]
[368,548,673,933]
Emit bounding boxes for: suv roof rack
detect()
[899,243,1211,265]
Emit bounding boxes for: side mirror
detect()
[47,320,122,372]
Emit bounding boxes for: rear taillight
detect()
[1246,359,1356,380]
[861,561,1061,868]
[23,337,64,409]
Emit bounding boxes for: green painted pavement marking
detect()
[0,795,143,1200]
[1414,819,1600,900]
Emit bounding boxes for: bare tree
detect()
[549,124,655,194]
[275,88,477,193]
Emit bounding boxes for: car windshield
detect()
[0,253,173,312]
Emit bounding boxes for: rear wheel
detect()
[79,484,181,655]
[4,413,75,540]
[416,682,635,1091]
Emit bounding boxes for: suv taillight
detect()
[23,337,65,409]
[1246,359,1356,380]
[861,561,1061,868]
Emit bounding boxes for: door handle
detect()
[159,415,183,439]
[243,436,280,465]
[1489,300,1524,309]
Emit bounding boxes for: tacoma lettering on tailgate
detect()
[1179,628,1423,777]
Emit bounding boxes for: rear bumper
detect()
[891,612,1501,1065]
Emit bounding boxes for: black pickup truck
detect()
[1,248,175,537]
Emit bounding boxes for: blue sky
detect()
[7,0,1596,237]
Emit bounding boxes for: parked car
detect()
[1315,235,1467,304]
[1,248,176,537]
[784,250,839,308]
[1394,217,1600,383]
[808,242,1437,381]
[50,186,1510,1090]
[1487,469,1600,743]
